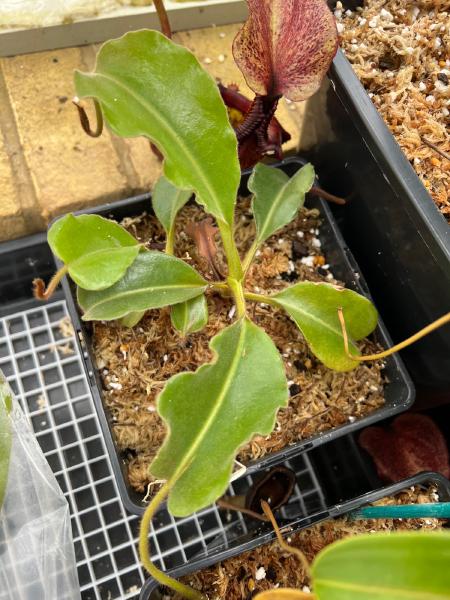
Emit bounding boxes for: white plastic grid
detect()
[0,299,326,600]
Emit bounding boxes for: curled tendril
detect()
[72,97,104,138]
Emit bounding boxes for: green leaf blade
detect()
[171,294,208,336]
[69,246,140,290]
[0,374,12,510]
[249,163,315,246]
[150,318,288,516]
[74,30,240,227]
[152,176,192,234]
[313,532,450,600]
[48,214,140,290]
[273,282,378,371]
[78,251,207,321]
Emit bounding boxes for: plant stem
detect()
[338,308,450,362]
[153,0,172,38]
[166,225,175,255]
[244,291,278,307]
[218,221,243,281]
[227,277,246,318]
[210,282,229,293]
[139,480,206,600]
[242,240,259,275]
[32,264,69,301]
[261,500,312,581]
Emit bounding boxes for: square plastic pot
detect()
[60,158,414,515]
[302,2,450,404]
[139,470,450,599]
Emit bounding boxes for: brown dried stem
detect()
[72,98,103,138]
[153,0,172,39]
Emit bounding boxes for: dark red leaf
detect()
[233,0,339,102]
[359,414,450,482]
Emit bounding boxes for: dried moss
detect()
[337,0,450,220]
[93,199,385,498]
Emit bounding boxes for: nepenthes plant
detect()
[33,1,450,598]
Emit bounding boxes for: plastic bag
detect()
[0,372,80,600]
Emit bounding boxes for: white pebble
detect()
[228,305,236,320]
[435,80,448,92]
[300,256,315,267]
[426,95,435,103]
[337,22,345,33]
[442,107,449,117]
[348,416,356,423]
[414,157,421,165]
[406,47,414,55]
[345,9,352,16]
[359,17,367,25]
[218,54,225,63]
[278,238,284,244]
[380,8,393,21]
[435,37,442,48]
[334,9,342,19]
[312,238,322,249]
[368,17,378,28]
[203,57,212,64]
[302,587,311,594]
[296,231,304,238]
[163,354,168,362]
[419,81,427,91]
[255,567,266,581]
[109,382,122,390]
[219,32,226,38]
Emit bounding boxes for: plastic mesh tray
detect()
[0,298,330,599]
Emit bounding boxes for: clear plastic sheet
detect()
[0,372,80,600]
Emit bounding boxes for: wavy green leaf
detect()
[0,373,12,509]
[249,163,315,246]
[313,532,450,599]
[49,213,140,290]
[171,294,208,336]
[150,317,288,516]
[152,176,192,235]
[273,282,378,371]
[78,251,207,321]
[75,30,240,227]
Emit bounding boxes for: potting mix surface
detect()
[337,0,450,220]
[92,198,385,498]
[167,485,444,599]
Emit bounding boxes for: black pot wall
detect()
[60,158,414,515]
[139,471,450,599]
[304,4,450,405]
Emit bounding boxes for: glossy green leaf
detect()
[152,176,192,235]
[313,532,450,599]
[75,30,240,227]
[48,213,140,290]
[0,373,12,509]
[171,294,208,336]
[249,163,315,246]
[273,282,378,371]
[150,317,288,516]
[120,310,146,328]
[78,252,207,321]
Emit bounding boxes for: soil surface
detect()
[337,0,450,220]
[92,199,385,498]
[167,485,444,599]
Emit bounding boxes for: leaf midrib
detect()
[316,579,450,599]
[88,69,227,224]
[83,282,206,313]
[171,320,247,483]
[273,294,356,347]
[255,174,291,243]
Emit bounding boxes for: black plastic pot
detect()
[140,471,450,599]
[60,158,414,515]
[303,2,450,405]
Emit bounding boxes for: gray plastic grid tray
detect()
[0,298,326,600]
